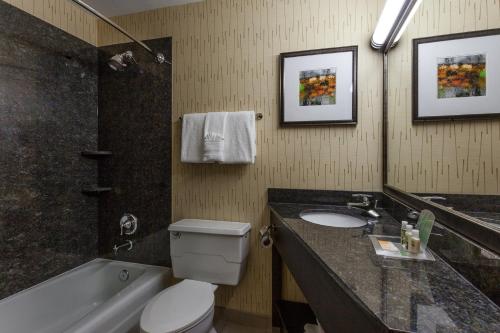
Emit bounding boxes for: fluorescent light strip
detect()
[371,0,422,50]
[371,0,406,48]
[393,0,422,43]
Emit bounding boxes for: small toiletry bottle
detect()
[404,224,413,249]
[401,221,408,246]
[409,230,421,254]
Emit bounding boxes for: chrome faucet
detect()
[421,196,447,202]
[420,196,453,209]
[347,193,372,208]
[113,240,134,255]
[348,194,380,218]
[407,209,420,220]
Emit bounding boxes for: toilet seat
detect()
[140,279,216,333]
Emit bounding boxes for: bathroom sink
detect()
[299,210,367,228]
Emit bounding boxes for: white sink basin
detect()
[299,210,367,228]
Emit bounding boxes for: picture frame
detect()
[413,29,500,122]
[279,46,357,126]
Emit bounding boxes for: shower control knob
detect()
[120,213,138,235]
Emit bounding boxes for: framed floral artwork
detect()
[280,46,357,126]
[413,29,500,121]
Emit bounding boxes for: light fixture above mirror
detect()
[371,0,422,51]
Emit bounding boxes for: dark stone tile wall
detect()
[97,38,172,266]
[0,1,98,299]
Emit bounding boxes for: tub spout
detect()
[113,240,133,255]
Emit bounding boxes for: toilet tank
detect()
[169,219,251,286]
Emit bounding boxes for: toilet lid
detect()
[140,279,215,333]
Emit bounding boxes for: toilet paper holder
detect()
[259,225,275,248]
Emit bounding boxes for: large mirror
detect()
[386,0,500,248]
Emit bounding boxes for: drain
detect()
[119,269,130,282]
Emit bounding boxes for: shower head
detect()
[71,1,171,66]
[108,51,136,71]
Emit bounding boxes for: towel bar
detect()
[179,112,263,121]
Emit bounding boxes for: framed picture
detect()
[413,29,500,122]
[280,46,357,126]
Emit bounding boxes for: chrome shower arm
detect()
[70,0,171,65]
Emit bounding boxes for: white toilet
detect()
[140,219,251,333]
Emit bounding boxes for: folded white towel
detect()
[221,111,256,164]
[181,113,206,163]
[203,112,228,162]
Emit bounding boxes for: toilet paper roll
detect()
[260,233,273,248]
[259,225,274,248]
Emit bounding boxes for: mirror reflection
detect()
[387,0,500,232]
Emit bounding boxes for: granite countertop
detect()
[270,202,500,333]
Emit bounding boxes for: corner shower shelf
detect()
[81,150,112,159]
[82,186,112,196]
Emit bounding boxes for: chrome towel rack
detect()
[179,113,263,121]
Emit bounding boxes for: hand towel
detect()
[181,113,206,163]
[203,112,228,162]
[221,111,256,164]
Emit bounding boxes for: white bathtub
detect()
[0,259,170,333]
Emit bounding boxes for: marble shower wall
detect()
[0,1,98,299]
[97,38,172,265]
[0,1,172,300]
